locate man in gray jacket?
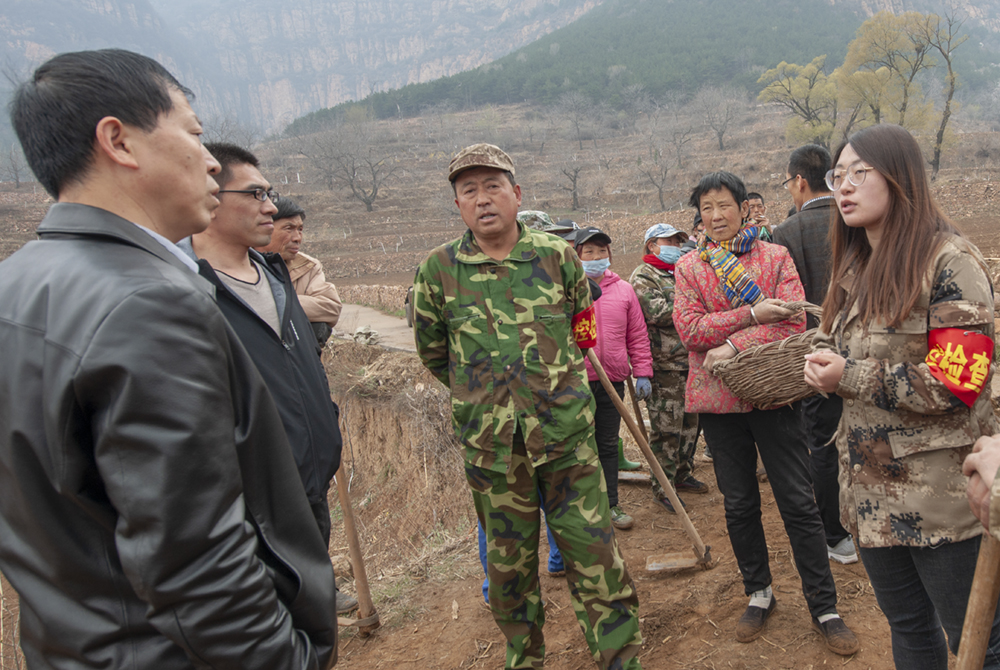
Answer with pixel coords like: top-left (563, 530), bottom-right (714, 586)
top-left (0, 49), bottom-right (337, 668)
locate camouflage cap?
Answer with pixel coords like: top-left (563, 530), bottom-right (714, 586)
top-left (516, 210), bottom-right (555, 230)
top-left (643, 223), bottom-right (689, 244)
top-left (448, 143), bottom-right (515, 182)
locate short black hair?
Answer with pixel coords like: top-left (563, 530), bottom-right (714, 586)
top-left (204, 142), bottom-right (260, 188)
top-left (787, 144), bottom-right (832, 193)
top-left (10, 49), bottom-right (191, 198)
top-left (746, 192), bottom-right (764, 203)
top-left (688, 171), bottom-right (747, 210)
top-left (274, 196), bottom-right (306, 222)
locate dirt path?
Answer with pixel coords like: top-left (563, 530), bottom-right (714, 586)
top-left (334, 451), bottom-right (902, 670)
top-left (335, 304), bottom-right (415, 352)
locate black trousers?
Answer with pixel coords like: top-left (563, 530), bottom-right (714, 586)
top-left (801, 393), bottom-right (850, 547)
top-left (310, 491), bottom-right (332, 549)
top-left (701, 404), bottom-right (838, 618)
top-left (589, 379), bottom-right (625, 508)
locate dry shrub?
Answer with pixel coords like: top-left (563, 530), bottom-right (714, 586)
top-left (324, 341), bottom-right (475, 591)
top-left (0, 571), bottom-right (23, 670)
top-left (336, 285), bottom-right (407, 314)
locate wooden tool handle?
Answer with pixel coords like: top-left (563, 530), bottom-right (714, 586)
top-left (626, 377), bottom-right (649, 444)
top-left (957, 533), bottom-right (1000, 669)
top-left (586, 349), bottom-right (708, 562)
top-left (335, 471), bottom-right (381, 635)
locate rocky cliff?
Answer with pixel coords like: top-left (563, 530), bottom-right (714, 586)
top-left (154, 0), bottom-right (601, 131)
top-left (0, 0), bottom-right (996, 136)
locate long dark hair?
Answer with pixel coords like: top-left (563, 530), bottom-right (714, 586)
top-left (821, 124), bottom-right (958, 332)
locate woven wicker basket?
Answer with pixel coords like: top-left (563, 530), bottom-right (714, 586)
top-left (711, 301), bottom-right (823, 409)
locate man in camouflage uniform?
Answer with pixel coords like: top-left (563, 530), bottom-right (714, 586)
top-left (630, 224), bottom-right (707, 513)
top-left (413, 144), bottom-right (642, 670)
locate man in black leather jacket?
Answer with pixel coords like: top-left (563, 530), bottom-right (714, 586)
top-left (181, 143), bottom-right (350, 612)
top-left (0, 50), bottom-right (337, 669)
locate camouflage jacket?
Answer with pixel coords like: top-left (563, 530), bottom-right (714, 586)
top-left (629, 261), bottom-right (688, 371)
top-left (813, 235), bottom-right (998, 548)
top-left (413, 225), bottom-right (596, 474)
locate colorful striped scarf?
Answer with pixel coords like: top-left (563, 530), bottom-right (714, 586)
top-left (699, 226), bottom-right (765, 308)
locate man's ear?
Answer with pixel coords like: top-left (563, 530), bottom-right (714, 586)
top-left (740, 200), bottom-right (750, 220)
top-left (94, 116), bottom-right (140, 169)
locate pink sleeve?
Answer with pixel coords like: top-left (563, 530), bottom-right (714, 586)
top-left (624, 288), bottom-right (654, 377)
top-left (674, 260), bottom-right (754, 353)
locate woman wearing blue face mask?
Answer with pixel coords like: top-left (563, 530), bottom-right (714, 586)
top-left (629, 224), bottom-right (707, 514)
top-left (575, 227), bottom-right (653, 531)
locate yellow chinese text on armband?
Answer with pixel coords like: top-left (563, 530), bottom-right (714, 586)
top-left (925, 328), bottom-right (993, 407)
top-left (571, 304), bottom-right (597, 349)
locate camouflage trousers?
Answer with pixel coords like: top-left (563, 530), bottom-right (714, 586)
top-left (465, 431), bottom-right (643, 670)
top-left (648, 369), bottom-right (699, 497)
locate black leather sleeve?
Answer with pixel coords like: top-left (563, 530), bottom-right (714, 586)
top-left (76, 283), bottom-right (324, 670)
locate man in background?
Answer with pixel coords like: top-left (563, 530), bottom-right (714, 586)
top-left (181, 142), bottom-right (355, 613)
top-left (256, 196), bottom-right (342, 352)
top-left (771, 144), bottom-right (856, 565)
top-left (0, 49), bottom-right (337, 667)
top-left (747, 191), bottom-right (772, 239)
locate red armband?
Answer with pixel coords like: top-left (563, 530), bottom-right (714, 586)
top-left (571, 304), bottom-right (597, 349)
top-left (925, 327), bottom-right (993, 407)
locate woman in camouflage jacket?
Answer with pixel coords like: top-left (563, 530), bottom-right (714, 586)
top-left (805, 124), bottom-right (1000, 669)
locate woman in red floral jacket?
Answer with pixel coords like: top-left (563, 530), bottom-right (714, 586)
top-left (673, 171), bottom-right (859, 657)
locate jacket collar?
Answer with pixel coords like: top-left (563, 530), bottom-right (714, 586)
top-left (177, 237), bottom-right (289, 324)
top-left (37, 203), bottom-right (213, 293)
top-left (800, 195), bottom-right (835, 212)
top-left (455, 223), bottom-right (538, 264)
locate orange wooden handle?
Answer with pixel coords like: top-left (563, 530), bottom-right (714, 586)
top-left (957, 533), bottom-right (1000, 669)
top-left (586, 349), bottom-right (708, 561)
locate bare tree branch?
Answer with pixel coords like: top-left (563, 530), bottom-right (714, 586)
top-left (298, 122), bottom-right (398, 212)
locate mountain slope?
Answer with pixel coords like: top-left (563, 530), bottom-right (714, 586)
top-left (288, 0), bottom-right (1000, 132)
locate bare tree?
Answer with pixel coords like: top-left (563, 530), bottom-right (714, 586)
top-left (665, 119), bottom-right (695, 169)
top-left (692, 86), bottom-right (747, 151)
top-left (202, 113), bottom-right (264, 149)
top-left (298, 122), bottom-right (398, 212)
top-left (559, 165), bottom-right (584, 210)
top-left (918, 13), bottom-right (969, 178)
top-left (642, 99), bottom-right (667, 161)
top-left (0, 144), bottom-right (29, 188)
top-left (616, 83), bottom-right (651, 135)
top-left (637, 150), bottom-right (671, 212)
top-left (560, 91), bottom-right (594, 151)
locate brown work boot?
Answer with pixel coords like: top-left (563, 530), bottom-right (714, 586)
top-left (812, 616), bottom-right (860, 656)
top-left (735, 596), bottom-right (776, 643)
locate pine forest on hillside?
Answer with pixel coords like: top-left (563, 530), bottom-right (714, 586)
top-left (287, 0), bottom-right (1000, 136)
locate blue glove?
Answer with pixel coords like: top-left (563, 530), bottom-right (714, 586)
top-left (635, 377), bottom-right (652, 400)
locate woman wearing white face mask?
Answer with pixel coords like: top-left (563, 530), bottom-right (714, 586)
top-left (629, 224), bottom-right (707, 515)
top-left (575, 227), bottom-right (653, 530)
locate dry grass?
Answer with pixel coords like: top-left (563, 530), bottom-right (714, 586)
top-left (0, 572), bottom-right (23, 670)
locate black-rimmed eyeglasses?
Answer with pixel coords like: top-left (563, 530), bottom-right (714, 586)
top-left (825, 163), bottom-right (876, 191)
top-left (217, 188), bottom-right (280, 203)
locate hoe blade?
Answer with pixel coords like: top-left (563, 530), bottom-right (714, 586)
top-left (645, 546), bottom-right (713, 573)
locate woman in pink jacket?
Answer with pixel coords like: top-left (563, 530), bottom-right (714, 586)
top-left (576, 227), bottom-right (653, 530)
